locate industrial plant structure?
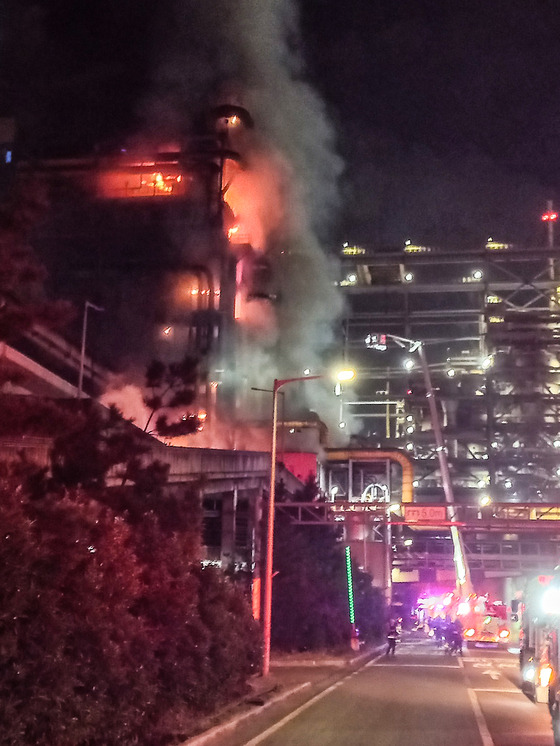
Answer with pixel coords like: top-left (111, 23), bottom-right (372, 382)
top-left (337, 236), bottom-right (560, 590)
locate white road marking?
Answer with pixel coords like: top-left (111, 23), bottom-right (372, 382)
top-left (473, 688), bottom-right (521, 694)
top-left (374, 663), bottom-right (460, 668)
top-left (481, 669), bottom-right (500, 680)
top-left (468, 688), bottom-right (495, 746)
top-left (242, 680), bottom-right (344, 745)
top-left (242, 653), bottom-right (387, 745)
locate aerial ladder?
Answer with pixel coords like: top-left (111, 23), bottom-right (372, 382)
top-left (392, 335), bottom-right (473, 596)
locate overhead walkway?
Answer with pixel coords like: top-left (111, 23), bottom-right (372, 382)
top-left (276, 499), bottom-right (560, 531)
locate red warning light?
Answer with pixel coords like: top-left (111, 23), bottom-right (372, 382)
top-left (542, 212), bottom-right (558, 221)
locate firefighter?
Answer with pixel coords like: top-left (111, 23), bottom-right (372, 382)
top-left (445, 617), bottom-right (464, 655)
top-left (386, 619), bottom-right (399, 656)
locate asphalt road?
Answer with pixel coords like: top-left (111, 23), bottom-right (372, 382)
top-left (226, 635), bottom-right (554, 746)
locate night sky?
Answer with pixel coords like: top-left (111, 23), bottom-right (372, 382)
top-left (3, 0), bottom-right (560, 251)
top-left (300, 0), bottom-right (560, 250)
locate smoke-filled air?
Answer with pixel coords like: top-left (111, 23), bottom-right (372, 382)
top-left (103, 0), bottom-right (354, 446)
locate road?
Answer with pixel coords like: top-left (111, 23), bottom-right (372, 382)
top-left (221, 634), bottom-right (554, 746)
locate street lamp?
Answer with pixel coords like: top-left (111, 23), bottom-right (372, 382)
top-left (262, 367), bottom-right (355, 676)
top-left (77, 301), bottom-right (104, 399)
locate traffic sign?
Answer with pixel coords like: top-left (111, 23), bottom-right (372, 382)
top-left (404, 505), bottom-right (447, 522)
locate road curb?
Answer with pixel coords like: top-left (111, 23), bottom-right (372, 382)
top-left (180, 644), bottom-right (385, 744)
top-left (270, 645), bottom-right (382, 668)
top-left (179, 682), bottom-right (311, 745)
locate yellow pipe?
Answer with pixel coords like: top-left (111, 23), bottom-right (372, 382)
top-left (326, 449), bottom-right (414, 503)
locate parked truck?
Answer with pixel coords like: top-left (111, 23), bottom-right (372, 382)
top-left (517, 572), bottom-right (560, 745)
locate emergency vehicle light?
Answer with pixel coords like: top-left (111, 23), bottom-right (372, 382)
top-left (539, 664), bottom-right (554, 688)
top-left (465, 628), bottom-right (475, 637)
top-left (523, 664), bottom-right (536, 683)
top-left (542, 586), bottom-right (560, 615)
top-left (498, 629), bottom-right (510, 639)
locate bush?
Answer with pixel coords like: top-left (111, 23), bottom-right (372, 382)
top-left (0, 473), bottom-right (260, 745)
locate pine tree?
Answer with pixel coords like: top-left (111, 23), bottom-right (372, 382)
top-left (272, 511), bottom-right (349, 651)
top-left (271, 481), bottom-right (387, 651)
top-left (143, 355), bottom-right (203, 437)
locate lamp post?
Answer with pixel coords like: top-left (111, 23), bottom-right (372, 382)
top-left (261, 369), bottom-right (355, 677)
top-left (77, 301), bottom-right (104, 399)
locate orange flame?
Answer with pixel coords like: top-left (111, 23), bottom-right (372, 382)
top-left (223, 151), bottom-right (286, 251)
top-left (97, 165), bottom-right (187, 199)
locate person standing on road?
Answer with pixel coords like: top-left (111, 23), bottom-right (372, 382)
top-left (386, 619), bottom-right (399, 656)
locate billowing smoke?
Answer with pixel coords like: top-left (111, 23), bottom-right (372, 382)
top-left (134, 0), bottom-right (354, 442)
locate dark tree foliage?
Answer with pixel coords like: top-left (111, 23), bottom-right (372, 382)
top-left (49, 402), bottom-right (169, 492)
top-left (0, 477), bottom-right (154, 745)
top-left (295, 474), bottom-right (321, 502)
top-left (0, 393), bottom-right (78, 437)
top-left (0, 174), bottom-right (72, 341)
top-left (353, 567), bottom-right (386, 642)
top-left (143, 355), bottom-right (203, 437)
top-left (271, 511), bottom-right (350, 651)
top-left (271, 480), bottom-right (386, 651)
top-left (0, 395), bottom-right (173, 504)
top-left (0, 464), bottom-right (260, 745)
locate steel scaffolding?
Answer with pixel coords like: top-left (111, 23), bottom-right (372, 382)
top-left (340, 244), bottom-right (560, 506)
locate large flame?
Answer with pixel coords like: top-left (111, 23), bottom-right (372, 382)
top-left (223, 150), bottom-right (286, 251)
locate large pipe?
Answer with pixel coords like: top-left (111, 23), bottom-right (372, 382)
top-left (326, 449), bottom-right (414, 503)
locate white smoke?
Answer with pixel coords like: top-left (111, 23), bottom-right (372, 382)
top-left (138, 0), bottom-right (353, 443)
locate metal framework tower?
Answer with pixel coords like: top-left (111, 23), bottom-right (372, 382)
top-left (339, 241), bottom-right (560, 507)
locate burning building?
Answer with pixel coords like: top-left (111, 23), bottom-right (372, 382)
top-left (0, 0), bottom-right (351, 448)
top-left (19, 101), bottom-right (347, 448)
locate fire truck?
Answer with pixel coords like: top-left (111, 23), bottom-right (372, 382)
top-left (459, 595), bottom-right (511, 647)
top-left (517, 572), bottom-right (560, 745)
top-left (420, 591), bottom-right (511, 647)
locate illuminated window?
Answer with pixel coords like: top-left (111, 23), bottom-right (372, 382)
top-left (341, 245), bottom-right (366, 255)
top-left (172, 272), bottom-right (212, 311)
top-left (97, 165), bottom-right (188, 199)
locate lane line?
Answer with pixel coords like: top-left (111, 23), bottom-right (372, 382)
top-left (374, 663), bottom-right (460, 668)
top-left (242, 653), bottom-right (386, 745)
top-left (467, 688), bottom-right (495, 746)
top-left (473, 688), bottom-right (522, 694)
